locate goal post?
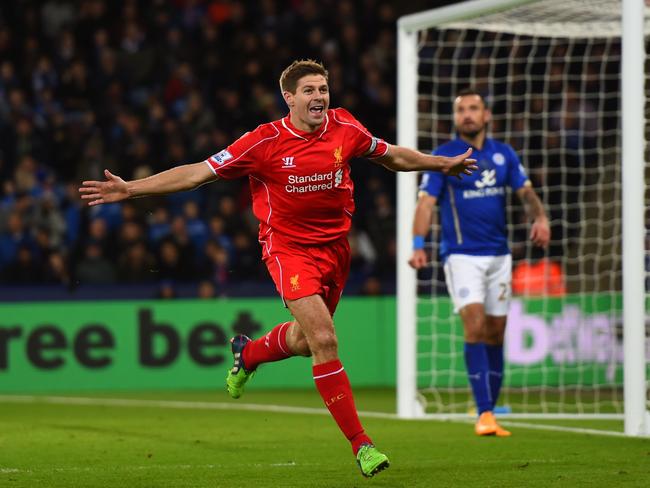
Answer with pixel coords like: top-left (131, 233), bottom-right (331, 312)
top-left (396, 20), bottom-right (421, 418)
top-left (621, 0), bottom-right (650, 437)
top-left (396, 0), bottom-right (650, 435)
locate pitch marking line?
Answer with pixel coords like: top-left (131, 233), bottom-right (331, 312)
top-left (495, 420), bottom-right (629, 438)
top-left (0, 394), bottom-right (394, 419)
top-left (0, 463), bottom-right (307, 475)
top-left (0, 395), bottom-right (627, 437)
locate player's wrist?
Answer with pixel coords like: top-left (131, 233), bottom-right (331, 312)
top-left (533, 215), bottom-right (549, 226)
top-left (125, 181), bottom-right (137, 198)
top-left (413, 235), bottom-right (425, 250)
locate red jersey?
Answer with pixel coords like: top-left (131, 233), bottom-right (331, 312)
top-left (204, 108), bottom-right (389, 245)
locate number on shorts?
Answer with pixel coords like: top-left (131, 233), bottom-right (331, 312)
top-left (498, 283), bottom-right (508, 301)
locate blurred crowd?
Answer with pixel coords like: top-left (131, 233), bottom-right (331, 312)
top-left (0, 0), bottom-right (425, 297)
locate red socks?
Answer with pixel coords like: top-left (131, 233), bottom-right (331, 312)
top-left (243, 326), bottom-right (371, 455)
top-left (242, 321), bottom-right (293, 370)
top-left (313, 359), bottom-right (372, 454)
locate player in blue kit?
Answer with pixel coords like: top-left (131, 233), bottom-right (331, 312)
top-left (409, 89), bottom-right (550, 436)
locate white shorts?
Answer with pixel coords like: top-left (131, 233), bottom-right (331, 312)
top-left (443, 254), bottom-right (512, 316)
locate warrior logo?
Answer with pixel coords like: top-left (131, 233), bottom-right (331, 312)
top-left (282, 156), bottom-right (296, 168)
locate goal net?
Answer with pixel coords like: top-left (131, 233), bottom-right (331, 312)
top-left (396, 0), bottom-right (650, 426)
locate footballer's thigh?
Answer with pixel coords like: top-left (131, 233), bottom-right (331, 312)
top-left (262, 236), bottom-right (336, 360)
top-left (444, 255), bottom-right (491, 342)
top-left (484, 254), bottom-right (512, 317)
top-left (443, 254), bottom-right (490, 313)
top-left (286, 294), bottom-right (338, 364)
top-left (484, 254), bottom-right (511, 344)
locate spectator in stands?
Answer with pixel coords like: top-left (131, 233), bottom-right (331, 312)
top-left (156, 238), bottom-right (189, 283)
top-left (0, 211), bottom-right (32, 272)
top-left (202, 240), bottom-right (230, 293)
top-left (118, 240), bottom-right (156, 284)
top-left (183, 200), bottom-right (208, 251)
top-left (197, 279), bottom-right (217, 299)
top-left (156, 279), bottom-right (177, 299)
top-left (3, 244), bottom-right (41, 283)
top-left (169, 215), bottom-right (197, 270)
top-left (42, 250), bottom-right (70, 285)
top-left (85, 217), bottom-right (114, 260)
top-left (75, 241), bottom-right (116, 285)
top-left (0, 0), bottom-right (411, 294)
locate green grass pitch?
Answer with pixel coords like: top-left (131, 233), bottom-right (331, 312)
top-left (0, 389), bottom-right (648, 487)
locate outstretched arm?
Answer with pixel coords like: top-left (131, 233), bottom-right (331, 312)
top-left (375, 144), bottom-right (477, 178)
top-left (408, 193), bottom-right (437, 269)
top-left (516, 184), bottom-right (550, 248)
top-left (79, 162), bottom-right (217, 206)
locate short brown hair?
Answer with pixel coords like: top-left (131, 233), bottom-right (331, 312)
top-left (279, 59), bottom-right (329, 94)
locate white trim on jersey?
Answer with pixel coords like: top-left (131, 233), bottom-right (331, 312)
top-left (274, 255), bottom-right (288, 309)
top-left (281, 118), bottom-right (308, 140)
top-left (317, 113), bottom-right (330, 139)
top-left (367, 142), bottom-right (390, 159)
top-left (331, 110), bottom-right (371, 137)
top-left (204, 159), bottom-right (217, 175)
top-left (250, 174), bottom-right (273, 228)
top-left (280, 114), bottom-right (330, 140)
top-left (208, 124), bottom-right (280, 172)
top-left (259, 231), bottom-right (274, 258)
top-left (331, 110), bottom-right (388, 159)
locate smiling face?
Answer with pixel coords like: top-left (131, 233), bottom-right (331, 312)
top-left (283, 74), bottom-right (330, 132)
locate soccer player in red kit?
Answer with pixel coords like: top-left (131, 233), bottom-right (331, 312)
top-left (80, 60), bottom-right (477, 477)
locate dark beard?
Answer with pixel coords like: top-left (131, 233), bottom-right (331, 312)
top-left (458, 128), bottom-right (481, 139)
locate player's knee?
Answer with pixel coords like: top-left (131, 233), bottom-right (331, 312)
top-left (464, 331), bottom-right (482, 343)
top-left (484, 317), bottom-right (506, 344)
top-left (293, 335), bottom-right (312, 357)
top-left (310, 330), bottom-right (338, 355)
top-left (484, 328), bottom-right (505, 345)
top-left (464, 323), bottom-right (485, 343)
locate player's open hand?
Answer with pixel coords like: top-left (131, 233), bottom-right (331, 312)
top-left (79, 169), bottom-right (129, 206)
top-left (408, 249), bottom-right (428, 269)
top-left (530, 217), bottom-right (550, 248)
top-left (442, 148), bottom-right (478, 179)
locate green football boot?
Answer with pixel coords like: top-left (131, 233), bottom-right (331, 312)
top-left (225, 335), bottom-right (255, 399)
top-left (356, 443), bottom-right (390, 478)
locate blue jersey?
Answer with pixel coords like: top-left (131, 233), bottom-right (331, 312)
top-left (419, 137), bottom-right (530, 261)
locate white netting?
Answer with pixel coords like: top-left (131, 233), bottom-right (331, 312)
top-left (411, 0), bottom-right (650, 415)
top-left (445, 0), bottom-right (650, 38)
